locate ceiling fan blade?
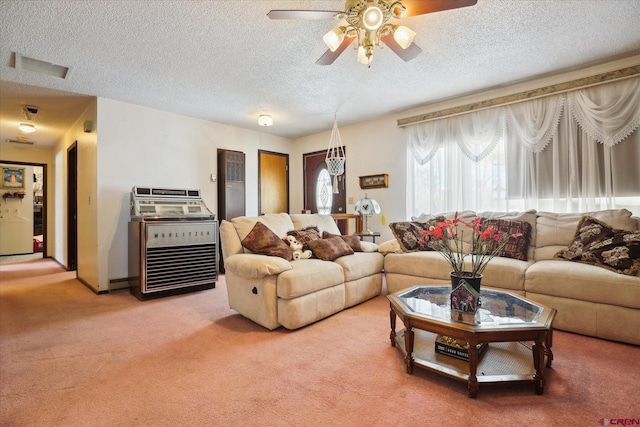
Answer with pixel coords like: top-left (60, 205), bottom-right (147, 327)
top-left (316, 37), bottom-right (356, 65)
top-left (380, 35), bottom-right (422, 62)
top-left (401, 0), bottom-right (478, 17)
top-left (267, 10), bottom-right (341, 20)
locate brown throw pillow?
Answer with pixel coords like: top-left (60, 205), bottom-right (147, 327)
top-left (307, 236), bottom-right (354, 261)
top-left (389, 216), bottom-right (445, 252)
top-left (556, 216), bottom-right (640, 275)
top-left (241, 221), bottom-right (293, 261)
top-left (322, 231), bottom-right (362, 252)
top-left (287, 226), bottom-right (321, 251)
top-left (478, 218), bottom-right (532, 261)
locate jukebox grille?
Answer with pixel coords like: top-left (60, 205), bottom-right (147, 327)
top-left (145, 243), bottom-right (217, 291)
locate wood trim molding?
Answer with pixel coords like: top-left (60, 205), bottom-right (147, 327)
top-left (397, 65), bottom-right (640, 127)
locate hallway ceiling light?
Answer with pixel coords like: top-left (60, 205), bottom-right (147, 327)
top-left (19, 122), bottom-right (36, 133)
top-left (18, 106), bottom-right (38, 133)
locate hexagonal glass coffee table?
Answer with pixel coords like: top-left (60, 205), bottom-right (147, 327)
top-left (387, 286), bottom-right (556, 398)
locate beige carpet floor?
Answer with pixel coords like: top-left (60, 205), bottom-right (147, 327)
top-left (1, 258), bottom-right (639, 426)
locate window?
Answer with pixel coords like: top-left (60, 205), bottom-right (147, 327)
top-left (315, 168), bottom-right (333, 214)
top-left (407, 77), bottom-right (640, 217)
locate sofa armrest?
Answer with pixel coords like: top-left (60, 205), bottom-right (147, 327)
top-left (224, 253), bottom-right (293, 279)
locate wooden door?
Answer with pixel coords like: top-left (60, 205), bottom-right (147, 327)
top-left (303, 149), bottom-right (346, 215)
top-left (67, 142), bottom-right (78, 271)
top-left (259, 150), bottom-right (289, 215)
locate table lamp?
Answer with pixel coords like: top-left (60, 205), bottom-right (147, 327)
top-left (354, 194), bottom-right (381, 235)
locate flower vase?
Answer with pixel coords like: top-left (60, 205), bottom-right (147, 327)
top-left (449, 272), bottom-right (482, 293)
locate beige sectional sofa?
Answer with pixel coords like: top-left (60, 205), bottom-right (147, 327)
top-left (381, 209), bottom-right (640, 345)
top-left (219, 213), bottom-right (384, 330)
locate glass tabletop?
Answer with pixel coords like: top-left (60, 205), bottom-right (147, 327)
top-left (395, 286), bottom-right (545, 327)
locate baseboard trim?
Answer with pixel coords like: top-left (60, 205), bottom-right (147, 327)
top-left (109, 277), bottom-right (131, 293)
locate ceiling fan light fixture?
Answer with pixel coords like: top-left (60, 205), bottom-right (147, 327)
top-left (357, 45), bottom-right (370, 65)
top-left (393, 25), bottom-right (416, 49)
top-left (362, 6), bottom-right (383, 30)
top-left (19, 122), bottom-right (36, 133)
top-left (258, 114), bottom-right (273, 127)
top-left (323, 27), bottom-right (346, 52)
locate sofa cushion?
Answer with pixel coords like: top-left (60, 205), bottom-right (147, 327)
top-left (276, 260), bottom-right (344, 299)
top-left (479, 217), bottom-right (532, 261)
top-left (224, 253), bottom-right (292, 278)
top-left (290, 214), bottom-right (341, 235)
top-left (232, 213), bottom-right (296, 254)
top-left (526, 260), bottom-right (640, 309)
top-left (287, 226), bottom-right (321, 251)
top-left (384, 251), bottom-right (529, 292)
top-left (359, 241), bottom-right (379, 252)
top-left (535, 209), bottom-right (637, 260)
top-left (389, 220), bottom-right (436, 252)
top-left (308, 236), bottom-right (354, 261)
top-left (241, 221), bottom-right (293, 260)
top-left (411, 211), bottom-right (477, 251)
top-left (334, 252), bottom-right (384, 282)
top-left (555, 216), bottom-right (640, 276)
top-left (322, 231), bottom-right (362, 252)
top-left (477, 210), bottom-right (537, 260)
top-left (378, 239), bottom-right (403, 254)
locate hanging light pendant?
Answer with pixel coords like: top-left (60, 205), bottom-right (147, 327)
top-left (325, 116), bottom-right (345, 194)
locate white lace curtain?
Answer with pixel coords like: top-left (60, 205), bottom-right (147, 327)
top-left (407, 76), bottom-right (640, 215)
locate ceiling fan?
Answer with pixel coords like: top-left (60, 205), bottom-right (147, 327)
top-left (268, 0), bottom-right (478, 66)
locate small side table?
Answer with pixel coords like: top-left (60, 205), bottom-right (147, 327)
top-left (356, 232), bottom-right (381, 243)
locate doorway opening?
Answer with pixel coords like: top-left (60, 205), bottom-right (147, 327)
top-left (0, 160), bottom-right (47, 261)
top-left (67, 143), bottom-right (78, 271)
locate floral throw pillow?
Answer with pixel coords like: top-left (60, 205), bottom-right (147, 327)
top-left (241, 221), bottom-right (293, 261)
top-left (287, 226), bottom-right (321, 251)
top-left (389, 216), bottom-right (445, 252)
top-left (322, 231), bottom-right (362, 252)
top-left (307, 236), bottom-right (354, 261)
top-left (479, 218), bottom-right (532, 261)
top-left (555, 216), bottom-right (640, 275)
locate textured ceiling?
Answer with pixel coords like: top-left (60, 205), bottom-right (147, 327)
top-left (1, 0), bottom-right (640, 149)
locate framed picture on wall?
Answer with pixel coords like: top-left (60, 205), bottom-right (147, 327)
top-left (2, 167), bottom-right (26, 189)
top-left (359, 174), bottom-right (388, 189)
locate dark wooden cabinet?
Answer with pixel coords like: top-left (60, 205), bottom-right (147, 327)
top-left (217, 149), bottom-right (246, 222)
top-left (217, 149), bottom-right (246, 273)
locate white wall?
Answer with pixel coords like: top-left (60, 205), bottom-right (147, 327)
top-left (52, 100), bottom-right (99, 287)
top-left (96, 98), bottom-right (294, 291)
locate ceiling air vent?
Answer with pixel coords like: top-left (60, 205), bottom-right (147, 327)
top-left (13, 52), bottom-right (72, 80)
top-left (6, 138), bottom-right (34, 145)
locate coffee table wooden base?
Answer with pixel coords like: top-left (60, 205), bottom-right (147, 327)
top-left (390, 328), bottom-right (552, 398)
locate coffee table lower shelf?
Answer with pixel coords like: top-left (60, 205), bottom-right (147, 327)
top-left (393, 329), bottom-right (547, 396)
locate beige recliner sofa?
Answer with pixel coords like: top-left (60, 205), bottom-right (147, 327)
top-left (381, 209), bottom-right (640, 345)
top-left (219, 213), bottom-right (384, 330)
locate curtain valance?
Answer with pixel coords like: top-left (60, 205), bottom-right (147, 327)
top-left (568, 77), bottom-right (640, 147)
top-left (408, 76), bottom-right (640, 162)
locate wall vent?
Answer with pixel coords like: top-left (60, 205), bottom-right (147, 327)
top-left (5, 138), bottom-right (34, 145)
